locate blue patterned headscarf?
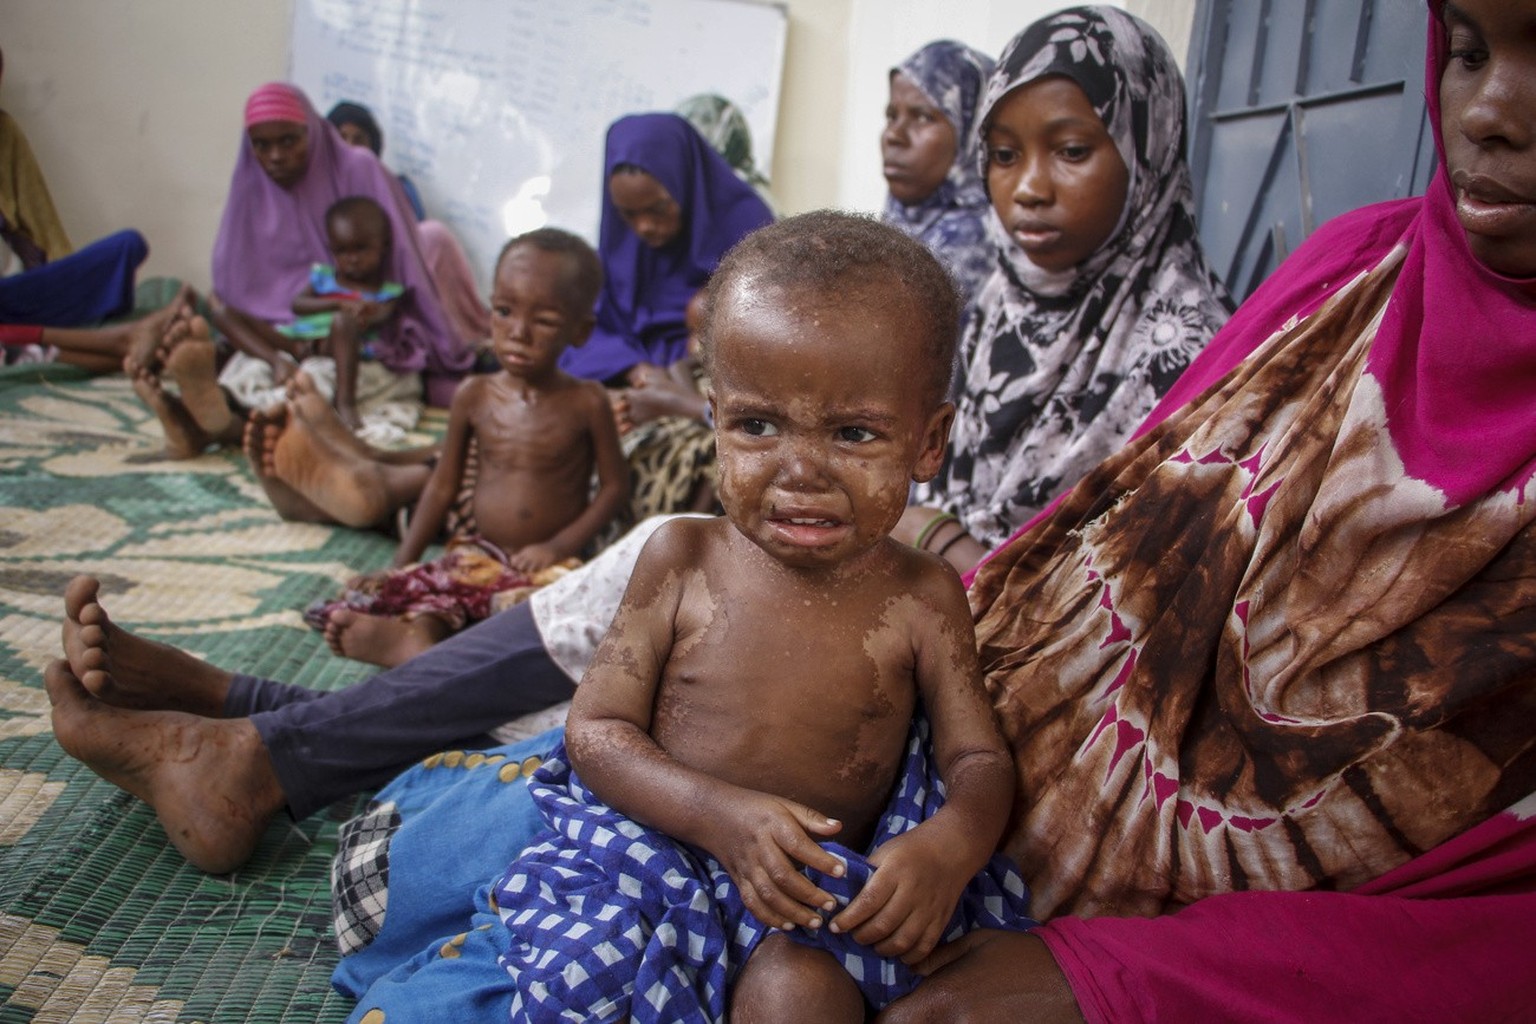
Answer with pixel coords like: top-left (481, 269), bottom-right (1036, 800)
top-left (881, 40), bottom-right (995, 304)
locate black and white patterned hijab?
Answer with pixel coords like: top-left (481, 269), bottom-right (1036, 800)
top-left (919, 6), bottom-right (1233, 546)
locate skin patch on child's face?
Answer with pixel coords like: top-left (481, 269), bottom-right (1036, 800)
top-left (708, 279), bottom-right (951, 573)
top-left (247, 121), bottom-right (310, 189)
top-left (328, 215), bottom-right (389, 288)
top-left (488, 246), bottom-right (589, 381)
top-left (984, 76), bottom-right (1130, 273)
top-left (609, 170), bottom-right (684, 249)
top-left (882, 71), bottom-right (959, 206)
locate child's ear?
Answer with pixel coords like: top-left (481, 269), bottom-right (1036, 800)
top-left (910, 401), bottom-right (954, 483)
top-left (568, 313), bottom-right (596, 349)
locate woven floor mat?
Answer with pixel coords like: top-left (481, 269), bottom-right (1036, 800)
top-left (0, 363), bottom-right (438, 1022)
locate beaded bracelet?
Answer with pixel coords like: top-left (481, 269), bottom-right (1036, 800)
top-left (912, 511), bottom-right (958, 551)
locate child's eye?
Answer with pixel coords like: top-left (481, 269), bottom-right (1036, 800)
top-left (838, 426), bottom-right (876, 443)
top-left (988, 145), bottom-right (1019, 167)
top-left (740, 418), bottom-right (777, 437)
top-left (492, 305), bottom-right (511, 318)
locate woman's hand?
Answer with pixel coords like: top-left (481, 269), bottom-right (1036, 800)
top-left (620, 360), bottom-right (709, 428)
top-left (875, 930), bottom-right (1084, 1023)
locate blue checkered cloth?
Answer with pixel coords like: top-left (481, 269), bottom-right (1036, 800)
top-left (490, 717), bottom-right (1035, 1022)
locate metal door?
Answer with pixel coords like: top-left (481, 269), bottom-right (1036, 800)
top-left (1186, 0), bottom-right (1436, 299)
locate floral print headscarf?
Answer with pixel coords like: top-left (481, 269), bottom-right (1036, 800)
top-left (919, 6), bottom-right (1233, 544)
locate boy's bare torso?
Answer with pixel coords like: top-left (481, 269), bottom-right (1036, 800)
top-left (640, 518), bottom-right (959, 850)
top-left (461, 373), bottom-right (602, 555)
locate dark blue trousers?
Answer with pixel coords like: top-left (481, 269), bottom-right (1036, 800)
top-left (227, 601), bottom-right (573, 819)
top-left (0, 229), bottom-right (147, 325)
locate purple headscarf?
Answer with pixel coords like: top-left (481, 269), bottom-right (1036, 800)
top-left (559, 112), bottom-right (775, 382)
top-left (211, 83), bottom-right (472, 388)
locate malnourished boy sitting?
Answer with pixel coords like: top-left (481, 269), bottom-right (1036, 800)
top-left (310, 227), bottom-right (629, 667)
top-left (485, 212), bottom-right (1033, 1022)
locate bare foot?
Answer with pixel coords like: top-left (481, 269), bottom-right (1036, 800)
top-left (285, 372), bottom-right (439, 467)
top-left (123, 283), bottom-right (196, 375)
top-left (46, 660), bottom-right (284, 874)
top-left (242, 405), bottom-right (332, 523)
top-left (287, 372), bottom-right (374, 458)
top-left (162, 313), bottom-right (236, 438)
top-left (268, 404), bottom-right (395, 527)
top-left (131, 364), bottom-right (213, 459)
top-left (61, 576), bottom-right (231, 716)
top-left (324, 608), bottom-right (448, 667)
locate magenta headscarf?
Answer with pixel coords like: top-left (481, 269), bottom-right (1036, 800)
top-left (211, 83), bottom-right (472, 388)
top-left (1143, 0), bottom-right (1536, 506)
top-left (558, 113), bottom-right (775, 383)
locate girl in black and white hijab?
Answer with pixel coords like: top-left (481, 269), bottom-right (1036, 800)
top-left (913, 6), bottom-right (1233, 552)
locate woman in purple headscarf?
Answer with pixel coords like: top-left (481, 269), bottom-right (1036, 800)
top-left (558, 112), bottom-right (774, 385)
top-left (210, 83), bottom-right (473, 408)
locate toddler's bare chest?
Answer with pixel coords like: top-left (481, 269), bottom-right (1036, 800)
top-left (666, 598), bottom-right (914, 712)
top-left (471, 405), bottom-right (590, 467)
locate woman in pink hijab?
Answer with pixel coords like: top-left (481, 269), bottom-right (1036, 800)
top-left (883, 0), bottom-right (1536, 1019)
top-left (211, 83), bottom-right (472, 407)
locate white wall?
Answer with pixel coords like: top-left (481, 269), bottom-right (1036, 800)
top-left (3, 0), bottom-right (1192, 290)
top-left (4, 2), bottom-right (295, 286)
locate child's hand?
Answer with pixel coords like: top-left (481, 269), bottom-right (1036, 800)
top-left (508, 543), bottom-right (560, 574)
top-left (347, 569), bottom-right (391, 591)
top-left (272, 352), bottom-right (300, 385)
top-left (704, 791), bottom-right (847, 933)
top-left (356, 298), bottom-right (397, 328)
top-left (829, 826), bottom-right (966, 964)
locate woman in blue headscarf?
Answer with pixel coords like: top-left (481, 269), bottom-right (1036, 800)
top-left (881, 40), bottom-right (995, 305)
top-left (558, 113), bottom-right (775, 384)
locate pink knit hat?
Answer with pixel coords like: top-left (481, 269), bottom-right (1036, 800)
top-left (244, 82), bottom-right (309, 129)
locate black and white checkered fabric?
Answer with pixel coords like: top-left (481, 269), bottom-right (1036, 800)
top-left (332, 799), bottom-right (401, 956)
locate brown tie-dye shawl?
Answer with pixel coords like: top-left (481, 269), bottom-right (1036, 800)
top-left (969, 245), bottom-right (1536, 920)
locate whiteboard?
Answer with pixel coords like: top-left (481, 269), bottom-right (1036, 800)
top-left (290, 0), bottom-right (786, 293)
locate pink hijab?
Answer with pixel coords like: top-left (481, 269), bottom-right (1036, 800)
top-left (211, 83), bottom-right (472, 385)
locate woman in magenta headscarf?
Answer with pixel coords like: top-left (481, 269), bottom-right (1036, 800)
top-left (558, 112), bottom-right (774, 384)
top-left (882, 0), bottom-right (1536, 1018)
top-left (212, 83), bottom-right (473, 407)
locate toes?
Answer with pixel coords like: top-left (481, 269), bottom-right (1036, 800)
top-left (80, 642), bottom-right (106, 673)
top-left (64, 576), bottom-right (101, 620)
top-left (44, 659), bottom-right (91, 711)
top-left (79, 598), bottom-right (107, 630)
